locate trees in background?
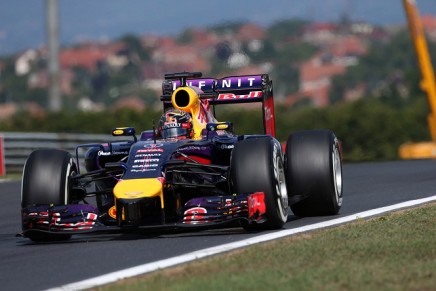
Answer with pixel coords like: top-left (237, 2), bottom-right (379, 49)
top-left (0, 95), bottom-right (430, 162)
top-left (330, 31), bottom-right (436, 106)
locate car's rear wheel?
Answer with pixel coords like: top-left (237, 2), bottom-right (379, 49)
top-left (21, 149), bottom-right (77, 241)
top-left (231, 138), bottom-right (288, 230)
top-left (285, 130), bottom-right (343, 217)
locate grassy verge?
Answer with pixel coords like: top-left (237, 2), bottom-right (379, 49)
top-left (97, 203), bottom-right (436, 291)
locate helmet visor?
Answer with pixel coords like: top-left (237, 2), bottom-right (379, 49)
top-left (161, 127), bottom-right (189, 139)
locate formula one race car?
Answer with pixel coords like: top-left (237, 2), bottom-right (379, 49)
top-left (21, 72), bottom-right (343, 242)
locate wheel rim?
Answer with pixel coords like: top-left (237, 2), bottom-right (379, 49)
top-left (63, 158), bottom-right (76, 205)
top-left (273, 145), bottom-right (288, 221)
top-left (332, 142), bottom-right (343, 207)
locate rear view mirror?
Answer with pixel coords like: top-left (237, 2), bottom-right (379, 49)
top-left (112, 127), bottom-right (137, 142)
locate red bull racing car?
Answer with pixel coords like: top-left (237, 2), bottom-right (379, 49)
top-left (20, 72), bottom-right (343, 242)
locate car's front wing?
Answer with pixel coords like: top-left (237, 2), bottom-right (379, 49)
top-left (20, 192), bottom-right (266, 238)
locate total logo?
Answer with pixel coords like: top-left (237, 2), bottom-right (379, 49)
top-left (108, 206), bottom-right (118, 219)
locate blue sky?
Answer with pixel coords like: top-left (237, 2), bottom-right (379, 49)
top-left (1, 0), bottom-right (436, 56)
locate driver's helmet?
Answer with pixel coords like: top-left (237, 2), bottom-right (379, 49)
top-left (158, 109), bottom-right (193, 139)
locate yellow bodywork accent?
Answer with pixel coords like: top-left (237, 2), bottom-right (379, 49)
top-left (217, 123), bottom-right (229, 130)
top-left (113, 178), bottom-right (164, 208)
top-left (172, 87), bottom-right (206, 140)
top-left (112, 129), bottom-right (124, 135)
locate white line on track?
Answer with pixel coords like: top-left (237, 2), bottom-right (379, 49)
top-left (46, 195), bottom-right (436, 291)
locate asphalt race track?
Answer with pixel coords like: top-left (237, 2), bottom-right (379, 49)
top-left (1, 160), bottom-right (436, 291)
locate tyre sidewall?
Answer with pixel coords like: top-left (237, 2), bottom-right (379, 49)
top-left (21, 149), bottom-right (76, 208)
top-left (231, 138), bottom-right (288, 229)
top-left (286, 130), bottom-right (342, 216)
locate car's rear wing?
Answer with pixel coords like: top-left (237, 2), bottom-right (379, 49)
top-left (160, 72), bottom-right (276, 137)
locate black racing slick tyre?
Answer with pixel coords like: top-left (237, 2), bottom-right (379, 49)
top-left (285, 130), bottom-right (343, 217)
top-left (21, 149), bottom-right (77, 242)
top-left (231, 138), bottom-right (288, 230)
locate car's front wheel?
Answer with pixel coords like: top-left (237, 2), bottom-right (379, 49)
top-left (21, 149), bottom-right (77, 241)
top-left (231, 137), bottom-right (288, 230)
